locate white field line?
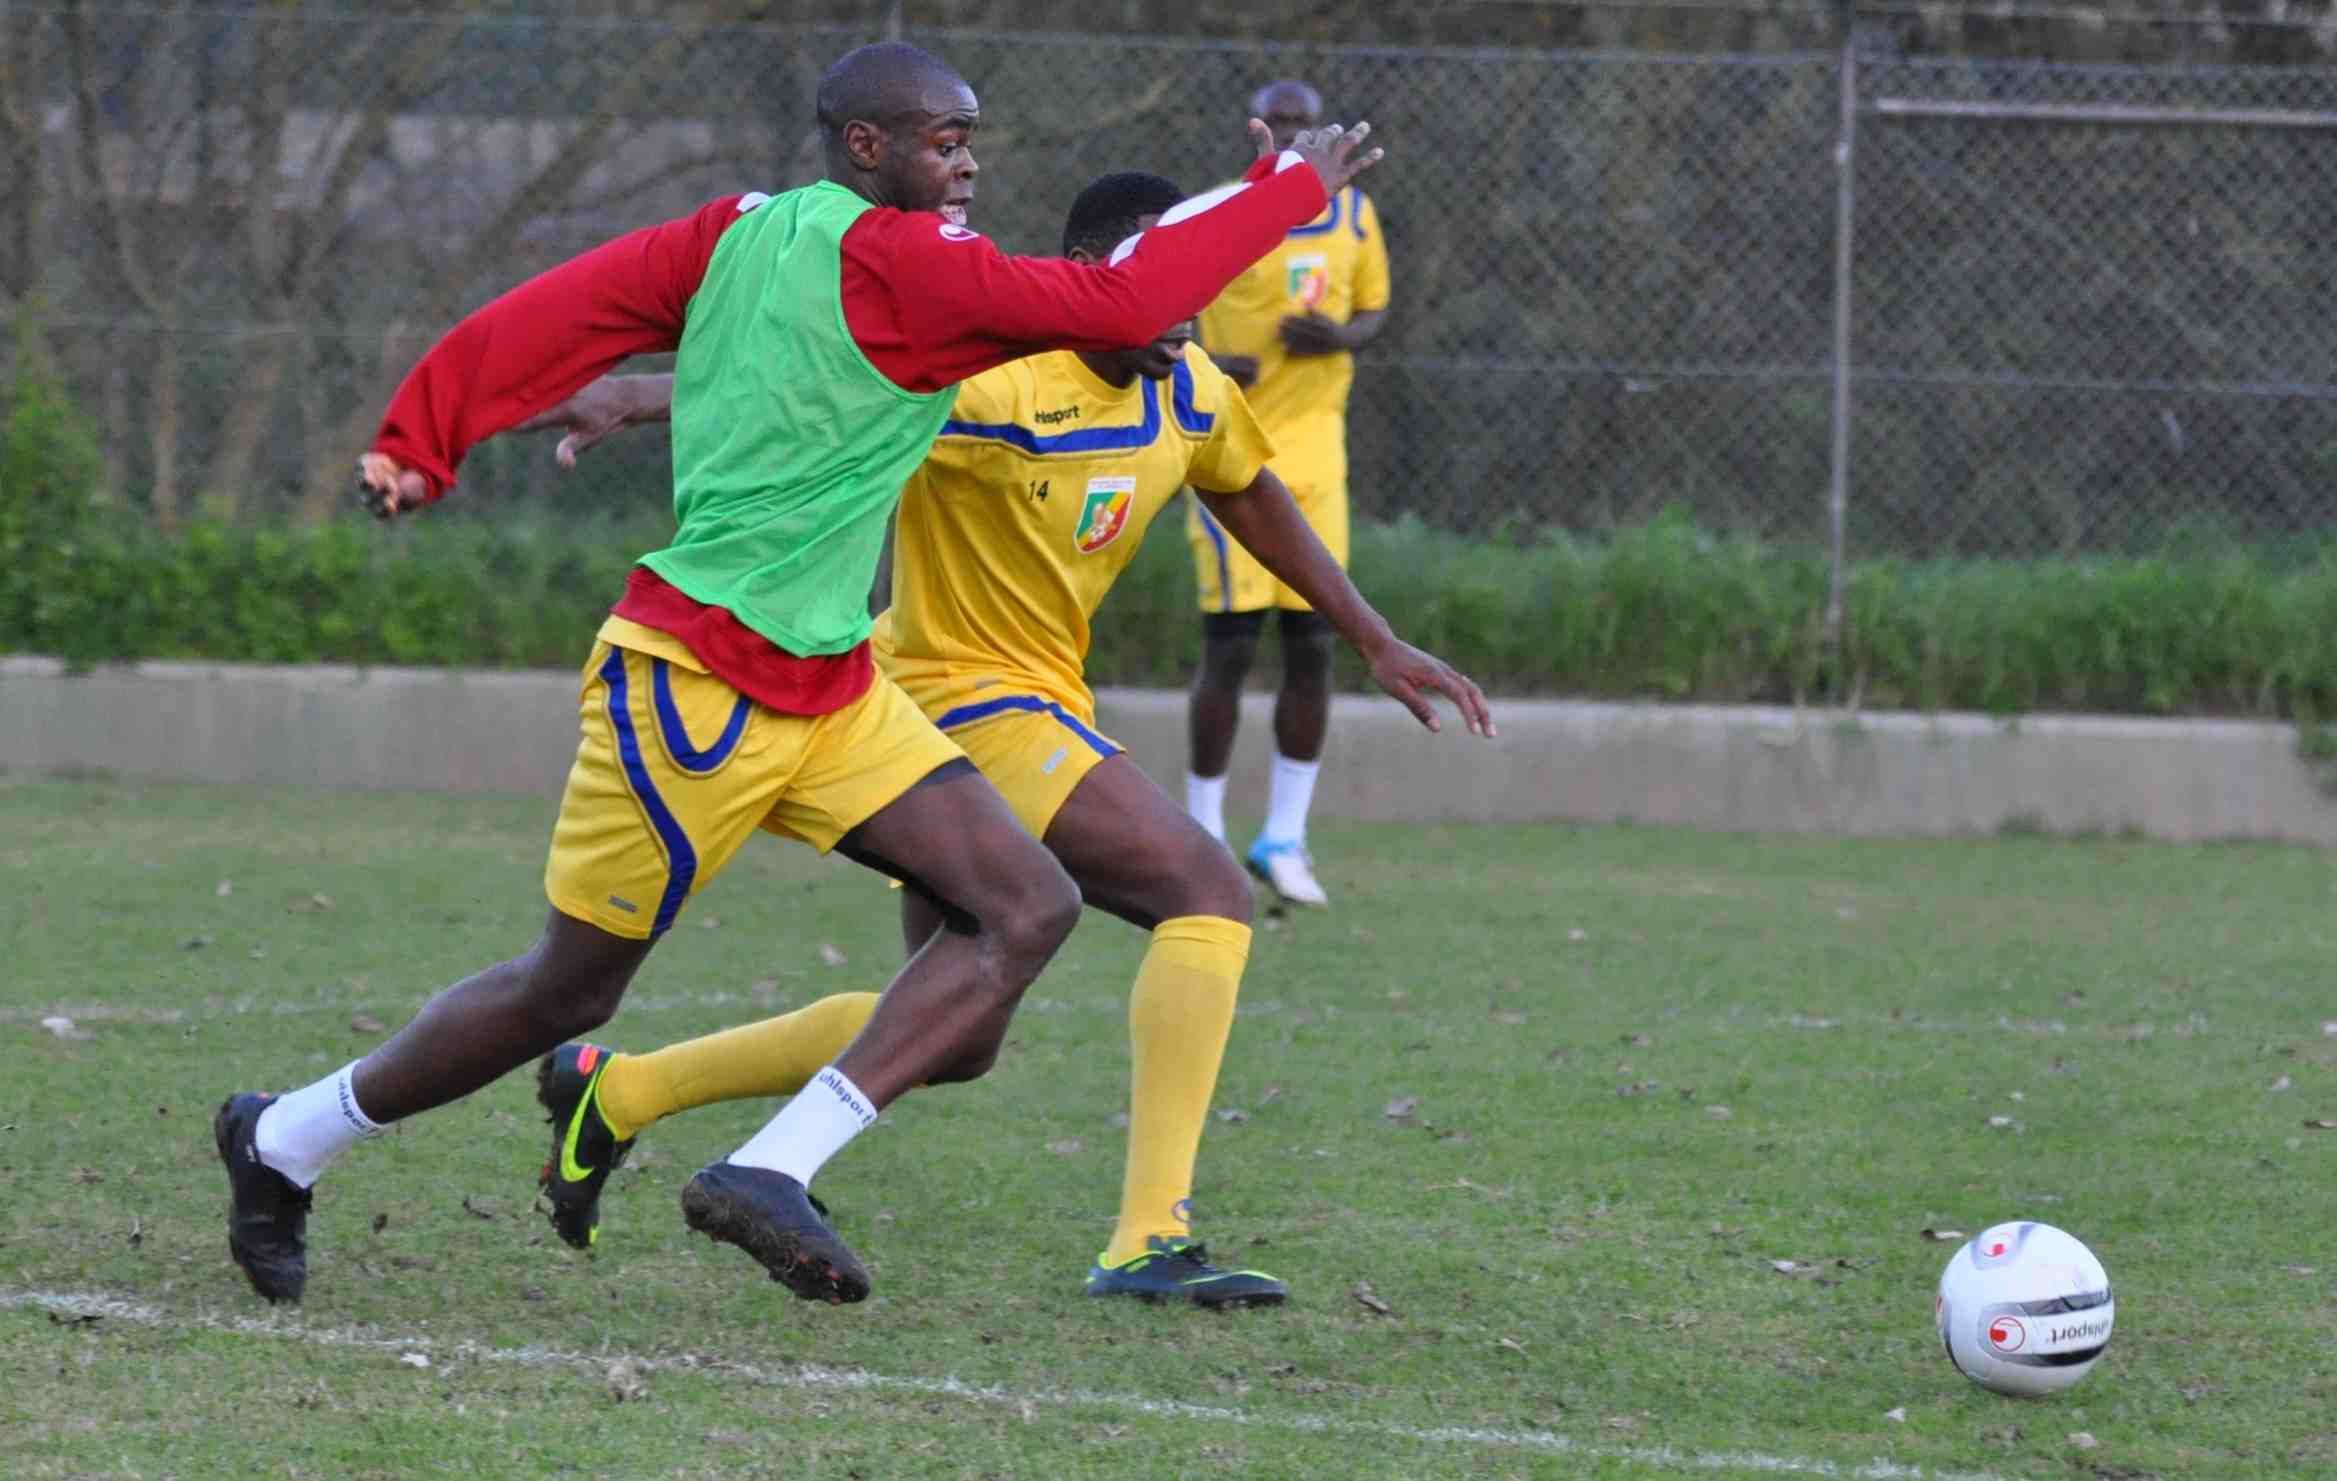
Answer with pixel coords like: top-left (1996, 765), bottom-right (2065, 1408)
top-left (0, 986), bottom-right (2246, 1045)
top-left (4, 1287), bottom-right (2010, 1481)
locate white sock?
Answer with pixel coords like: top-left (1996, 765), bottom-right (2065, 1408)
top-left (253, 1061), bottom-right (384, 1188)
top-left (729, 1065), bottom-right (878, 1187)
top-left (1261, 752), bottom-right (1321, 847)
top-left (1186, 771), bottom-right (1228, 842)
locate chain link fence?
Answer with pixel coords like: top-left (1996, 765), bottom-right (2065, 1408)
top-left (7, 5), bottom-right (2337, 559)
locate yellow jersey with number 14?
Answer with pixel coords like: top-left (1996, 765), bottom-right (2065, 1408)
top-left (1195, 184), bottom-right (1388, 490)
top-left (875, 344), bottom-right (1274, 720)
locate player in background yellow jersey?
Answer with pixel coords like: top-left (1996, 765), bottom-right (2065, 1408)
top-left (506, 173), bottom-right (1489, 1307)
top-left (1186, 80), bottom-right (1392, 909)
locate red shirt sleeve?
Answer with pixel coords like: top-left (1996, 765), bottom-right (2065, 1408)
top-left (838, 159), bottom-right (1329, 393)
top-left (371, 195), bottom-right (752, 499)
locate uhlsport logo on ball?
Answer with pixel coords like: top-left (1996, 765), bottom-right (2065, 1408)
top-left (1935, 1220), bottom-right (2114, 1397)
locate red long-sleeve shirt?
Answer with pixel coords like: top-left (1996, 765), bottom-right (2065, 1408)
top-left (371, 159), bottom-right (1327, 714)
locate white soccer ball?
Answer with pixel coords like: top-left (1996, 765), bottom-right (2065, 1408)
top-left (1935, 1220), bottom-right (2114, 1396)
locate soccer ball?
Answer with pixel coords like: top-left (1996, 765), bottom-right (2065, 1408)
top-left (1935, 1221), bottom-right (2114, 1396)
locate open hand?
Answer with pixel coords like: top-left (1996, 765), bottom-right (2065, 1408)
top-left (1364, 636), bottom-right (1496, 739)
top-left (1280, 119), bottom-right (1383, 197)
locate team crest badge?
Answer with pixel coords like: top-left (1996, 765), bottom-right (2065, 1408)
top-left (1286, 253), bottom-right (1330, 308)
top-left (1074, 477), bottom-right (1135, 553)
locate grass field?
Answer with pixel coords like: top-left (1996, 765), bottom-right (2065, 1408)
top-left (4, 773), bottom-right (2335, 1479)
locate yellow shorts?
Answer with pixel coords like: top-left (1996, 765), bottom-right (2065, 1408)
top-left (545, 641), bottom-right (965, 939)
top-left (902, 681), bottom-right (1124, 840)
top-left (1186, 478), bottom-right (1350, 614)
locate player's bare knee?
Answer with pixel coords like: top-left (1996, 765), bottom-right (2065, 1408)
top-left (1183, 833), bottom-right (1255, 926)
top-left (999, 863), bottom-right (1081, 966)
top-left (1281, 627), bottom-right (1335, 691)
top-left (1199, 639), bottom-right (1255, 693)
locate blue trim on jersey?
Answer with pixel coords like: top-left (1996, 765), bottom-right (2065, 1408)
top-left (1170, 361), bottom-right (1215, 436)
top-left (1285, 190), bottom-right (1344, 239)
top-left (941, 380), bottom-right (1161, 456)
top-left (649, 658), bottom-right (752, 774)
top-left (1347, 186), bottom-right (1367, 240)
top-left (932, 694), bottom-right (1120, 758)
top-left (600, 648), bottom-right (696, 939)
top-left (1194, 501), bottom-right (1235, 613)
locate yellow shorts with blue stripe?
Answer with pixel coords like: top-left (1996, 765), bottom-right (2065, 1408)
top-left (895, 676), bottom-right (1124, 840)
top-left (544, 641), bottom-right (966, 940)
top-left (1186, 477), bottom-right (1349, 614)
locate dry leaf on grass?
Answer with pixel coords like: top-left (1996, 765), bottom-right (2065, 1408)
top-left (1987, 1115), bottom-right (2023, 1132)
top-left (1920, 1227), bottom-right (1966, 1242)
top-left (2270, 1075), bottom-right (2294, 1093)
top-left (1884, 1407), bottom-right (1907, 1423)
top-left (1704, 1105), bottom-right (1734, 1120)
top-left (1383, 1096), bottom-right (1418, 1120)
top-left (461, 1195), bottom-right (499, 1220)
top-left (371, 1212), bottom-right (390, 1234)
top-left (1046, 1139), bottom-right (1083, 1156)
top-left (1215, 1108), bottom-right (1250, 1123)
top-left (350, 1013), bottom-right (385, 1033)
top-left (607, 1359), bottom-right (647, 1403)
top-left (2304, 1119), bottom-right (2337, 1131)
top-left (817, 944), bottom-right (848, 967)
top-left (71, 1168), bottom-right (103, 1184)
top-left (181, 936), bottom-right (212, 951)
top-left (215, 880), bottom-right (234, 898)
top-left (1352, 1282), bottom-right (1395, 1317)
top-left (399, 1353), bottom-right (430, 1370)
top-left (2068, 1431), bottom-right (2099, 1450)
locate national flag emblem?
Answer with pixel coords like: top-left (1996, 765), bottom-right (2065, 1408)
top-left (1074, 476), bottom-right (1136, 554)
top-left (1286, 253), bottom-right (1331, 308)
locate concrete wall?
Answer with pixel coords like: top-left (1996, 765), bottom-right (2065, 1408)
top-left (7, 655), bottom-right (2335, 844)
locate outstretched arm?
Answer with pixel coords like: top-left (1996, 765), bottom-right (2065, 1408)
top-left (357, 197), bottom-right (743, 517)
top-left (1193, 470), bottom-right (1494, 738)
top-left (850, 122), bottom-right (1385, 393)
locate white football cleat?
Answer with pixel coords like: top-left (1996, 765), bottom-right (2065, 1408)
top-left (1245, 838), bottom-right (1328, 908)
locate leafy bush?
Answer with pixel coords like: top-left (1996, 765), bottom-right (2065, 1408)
top-left (0, 317), bottom-right (107, 648)
top-left (17, 505), bottom-right (2337, 721)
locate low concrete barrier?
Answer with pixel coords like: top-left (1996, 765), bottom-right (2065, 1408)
top-left (6, 655), bottom-right (2332, 844)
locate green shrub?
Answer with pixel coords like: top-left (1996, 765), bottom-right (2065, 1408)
top-left (19, 503), bottom-right (2337, 721)
top-left (0, 317), bottom-right (108, 649)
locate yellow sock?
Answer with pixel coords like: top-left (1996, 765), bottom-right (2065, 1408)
top-left (1104, 915), bottom-right (1250, 1267)
top-left (593, 992), bottom-right (878, 1141)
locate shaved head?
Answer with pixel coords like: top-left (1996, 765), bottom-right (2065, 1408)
top-left (1248, 79), bottom-right (1322, 121)
top-left (817, 42), bottom-right (970, 137)
top-left (815, 42), bottom-right (980, 214)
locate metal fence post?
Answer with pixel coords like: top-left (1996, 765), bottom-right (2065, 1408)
top-left (1826, 7), bottom-right (1859, 652)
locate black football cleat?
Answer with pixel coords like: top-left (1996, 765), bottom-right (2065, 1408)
top-left (535, 1043), bottom-right (635, 1251)
top-left (214, 1092), bottom-right (313, 1304)
top-left (679, 1161), bottom-right (870, 1305)
top-left (1084, 1237), bottom-right (1288, 1309)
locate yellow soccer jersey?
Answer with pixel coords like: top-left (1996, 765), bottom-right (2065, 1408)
top-left (1195, 184), bottom-right (1389, 491)
top-left (875, 343), bottom-right (1273, 717)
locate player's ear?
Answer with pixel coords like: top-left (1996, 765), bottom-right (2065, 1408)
top-left (1065, 245), bottom-right (1099, 266)
top-left (840, 119), bottom-right (888, 172)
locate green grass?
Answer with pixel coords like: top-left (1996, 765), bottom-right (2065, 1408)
top-left (4, 774), bottom-right (2336, 1478)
